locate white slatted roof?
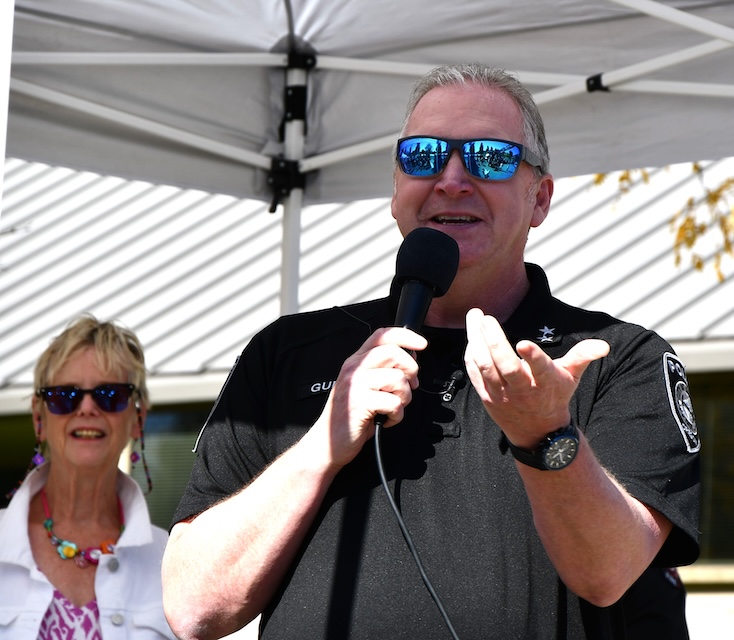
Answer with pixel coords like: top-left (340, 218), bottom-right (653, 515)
top-left (2, 156), bottom-right (733, 414)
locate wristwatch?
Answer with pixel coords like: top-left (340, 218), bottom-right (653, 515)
top-left (505, 424), bottom-right (579, 471)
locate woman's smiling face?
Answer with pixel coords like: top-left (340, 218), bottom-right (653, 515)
top-left (35, 346), bottom-right (142, 472)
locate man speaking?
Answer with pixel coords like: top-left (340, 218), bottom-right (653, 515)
top-left (162, 64), bottom-right (700, 640)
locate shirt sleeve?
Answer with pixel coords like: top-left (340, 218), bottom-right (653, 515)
top-left (572, 322), bottom-right (701, 566)
top-left (170, 323), bottom-right (277, 528)
top-left (169, 307), bottom-right (364, 529)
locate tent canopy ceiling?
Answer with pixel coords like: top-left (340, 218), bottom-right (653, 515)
top-left (7, 0), bottom-right (734, 206)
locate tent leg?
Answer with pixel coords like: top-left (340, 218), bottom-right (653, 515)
top-left (280, 186), bottom-right (303, 315)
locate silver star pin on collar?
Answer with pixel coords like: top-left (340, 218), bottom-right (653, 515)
top-left (537, 326), bottom-right (555, 343)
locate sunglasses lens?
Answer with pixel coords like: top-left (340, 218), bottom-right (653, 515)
top-left (463, 140), bottom-right (521, 181)
top-left (40, 384), bottom-right (134, 414)
top-left (93, 384), bottom-right (134, 412)
top-left (42, 387), bottom-right (77, 415)
top-left (397, 137), bottom-right (448, 177)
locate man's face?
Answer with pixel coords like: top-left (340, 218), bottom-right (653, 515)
top-left (391, 83), bottom-right (552, 277)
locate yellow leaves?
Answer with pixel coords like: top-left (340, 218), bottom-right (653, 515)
top-left (720, 206), bottom-right (734, 257)
top-left (715, 254), bottom-right (724, 282)
top-left (616, 169), bottom-right (649, 193)
top-left (596, 163), bottom-right (732, 280)
top-left (671, 213), bottom-right (707, 274)
top-left (669, 164), bottom-right (732, 281)
top-left (673, 214), bottom-right (706, 250)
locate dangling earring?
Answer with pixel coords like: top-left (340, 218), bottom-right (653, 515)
top-left (130, 431), bottom-right (153, 495)
top-left (5, 422), bottom-right (46, 500)
top-left (130, 406), bottom-right (152, 494)
top-left (32, 422), bottom-right (46, 467)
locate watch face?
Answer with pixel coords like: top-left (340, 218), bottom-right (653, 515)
top-left (543, 435), bottom-right (578, 470)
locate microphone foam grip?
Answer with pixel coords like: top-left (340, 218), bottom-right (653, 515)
top-left (395, 228), bottom-right (460, 298)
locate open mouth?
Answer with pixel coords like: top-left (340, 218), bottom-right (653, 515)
top-left (71, 429), bottom-right (105, 439)
top-left (432, 215), bottom-right (477, 225)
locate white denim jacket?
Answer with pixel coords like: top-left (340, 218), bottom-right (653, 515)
top-left (0, 463), bottom-right (175, 639)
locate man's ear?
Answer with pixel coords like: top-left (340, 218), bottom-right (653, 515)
top-left (530, 174), bottom-right (554, 229)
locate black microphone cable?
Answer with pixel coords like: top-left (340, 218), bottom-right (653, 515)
top-left (373, 415), bottom-right (461, 640)
top-left (372, 226), bottom-right (461, 638)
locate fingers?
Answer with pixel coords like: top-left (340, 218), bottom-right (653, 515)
top-left (465, 308), bottom-right (523, 387)
top-left (356, 332), bottom-right (424, 406)
top-left (562, 339), bottom-right (611, 375)
top-left (356, 326), bottom-right (428, 358)
top-left (516, 338), bottom-right (610, 383)
top-left (352, 367), bottom-right (416, 420)
top-left (465, 308), bottom-right (610, 440)
top-left (467, 309), bottom-right (610, 385)
top-left (315, 327), bottom-right (428, 468)
top-left (350, 328), bottom-right (427, 389)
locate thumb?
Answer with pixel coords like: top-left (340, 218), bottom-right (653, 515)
top-left (559, 339), bottom-right (610, 379)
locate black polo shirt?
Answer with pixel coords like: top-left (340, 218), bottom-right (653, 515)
top-left (173, 264), bottom-right (700, 639)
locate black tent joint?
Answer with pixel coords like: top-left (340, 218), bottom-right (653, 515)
top-left (270, 50), bottom-right (316, 211)
top-left (287, 51), bottom-right (317, 70)
top-left (278, 51), bottom-right (317, 140)
top-left (278, 84), bottom-right (309, 141)
top-left (267, 157), bottom-right (306, 213)
top-left (586, 73), bottom-right (610, 93)
top-left (284, 86), bottom-right (308, 124)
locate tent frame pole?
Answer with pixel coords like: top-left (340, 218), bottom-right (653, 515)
top-left (279, 63), bottom-right (309, 315)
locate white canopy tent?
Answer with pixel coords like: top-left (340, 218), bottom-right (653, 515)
top-left (4, 0), bottom-right (734, 315)
top-left (0, 0), bottom-right (15, 191)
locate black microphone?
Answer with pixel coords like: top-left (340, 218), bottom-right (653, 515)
top-left (393, 227), bottom-right (460, 333)
top-left (375, 228), bottom-right (459, 430)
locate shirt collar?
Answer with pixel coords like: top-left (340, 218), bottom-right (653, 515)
top-left (503, 264), bottom-right (564, 347)
top-left (0, 462), bottom-right (155, 569)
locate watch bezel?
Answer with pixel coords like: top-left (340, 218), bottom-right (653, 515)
top-left (505, 424), bottom-right (579, 471)
top-left (541, 428), bottom-right (580, 470)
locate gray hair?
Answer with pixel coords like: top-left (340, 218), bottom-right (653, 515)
top-left (402, 64), bottom-right (550, 174)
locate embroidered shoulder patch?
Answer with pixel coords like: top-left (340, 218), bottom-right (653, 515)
top-left (663, 352), bottom-right (700, 453)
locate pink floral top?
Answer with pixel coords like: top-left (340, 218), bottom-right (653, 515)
top-left (38, 589), bottom-right (102, 640)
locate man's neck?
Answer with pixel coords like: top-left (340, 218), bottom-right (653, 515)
top-left (424, 263), bottom-right (530, 329)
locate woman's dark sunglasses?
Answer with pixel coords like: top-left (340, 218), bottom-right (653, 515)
top-left (36, 384), bottom-right (137, 415)
top-left (396, 136), bottom-right (543, 181)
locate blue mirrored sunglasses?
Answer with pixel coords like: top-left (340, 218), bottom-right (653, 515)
top-left (37, 384), bottom-right (137, 415)
top-left (396, 136), bottom-right (543, 181)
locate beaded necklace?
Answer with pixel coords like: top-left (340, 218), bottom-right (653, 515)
top-left (40, 488), bottom-right (125, 569)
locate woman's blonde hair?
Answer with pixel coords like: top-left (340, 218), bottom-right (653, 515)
top-left (33, 314), bottom-right (149, 408)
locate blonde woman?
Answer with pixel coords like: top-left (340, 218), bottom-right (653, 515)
top-left (0, 315), bottom-right (175, 639)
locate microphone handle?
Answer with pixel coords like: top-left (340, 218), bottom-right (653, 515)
top-left (394, 279), bottom-right (434, 332)
top-left (375, 279), bottom-right (434, 428)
